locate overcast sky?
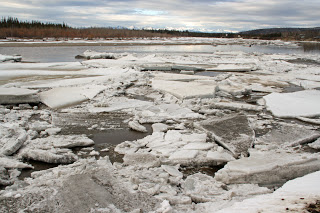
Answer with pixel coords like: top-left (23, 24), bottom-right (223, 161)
top-left (1, 0), bottom-right (319, 32)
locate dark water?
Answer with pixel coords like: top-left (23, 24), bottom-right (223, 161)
top-left (0, 43), bottom-right (319, 63)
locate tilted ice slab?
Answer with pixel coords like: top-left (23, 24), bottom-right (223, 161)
top-left (138, 103), bottom-right (204, 123)
top-left (308, 138), bottom-right (320, 150)
top-left (18, 135), bottom-right (93, 163)
top-left (216, 171), bottom-right (320, 213)
top-left (0, 127), bottom-right (27, 156)
top-left (89, 97), bottom-right (153, 113)
top-left (152, 79), bottom-right (217, 99)
top-left (256, 122), bottom-right (320, 147)
top-left (264, 90), bottom-right (320, 118)
top-left (0, 87), bottom-right (39, 104)
top-left (214, 151), bottom-right (320, 186)
top-left (39, 85), bottom-right (105, 109)
top-left (199, 114), bottom-right (255, 157)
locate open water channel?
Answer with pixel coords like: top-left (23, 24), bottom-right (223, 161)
top-left (0, 43), bottom-right (320, 63)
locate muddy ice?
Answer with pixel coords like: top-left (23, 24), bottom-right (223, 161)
top-left (0, 39), bottom-right (320, 212)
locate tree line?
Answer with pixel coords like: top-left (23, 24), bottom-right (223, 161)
top-left (0, 17), bottom-right (69, 29)
top-left (0, 17), bottom-right (319, 40)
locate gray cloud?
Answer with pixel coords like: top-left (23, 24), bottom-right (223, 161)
top-left (0, 0), bottom-right (319, 32)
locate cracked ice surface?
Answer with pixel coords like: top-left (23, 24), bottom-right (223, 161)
top-left (0, 38), bottom-right (320, 212)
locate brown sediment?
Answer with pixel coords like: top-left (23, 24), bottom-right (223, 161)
top-left (306, 200), bottom-right (320, 213)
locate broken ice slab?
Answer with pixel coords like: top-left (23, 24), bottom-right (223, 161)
top-left (199, 114), bottom-right (255, 157)
top-left (169, 150), bottom-right (199, 160)
top-left (152, 79), bottom-right (217, 99)
top-left (128, 120), bottom-right (148, 132)
top-left (308, 138), bottom-right (320, 150)
top-left (206, 150), bottom-right (236, 163)
top-left (207, 64), bottom-right (256, 72)
top-left (19, 147), bottom-right (78, 164)
top-left (0, 54), bottom-right (22, 62)
top-left (214, 151), bottom-right (320, 186)
top-left (39, 86), bottom-right (105, 109)
top-left (208, 101), bottom-right (264, 112)
top-left (123, 153), bottom-right (160, 168)
top-left (0, 87), bottom-right (39, 104)
top-left (75, 50), bottom-right (116, 59)
top-left (0, 128), bottom-right (27, 156)
top-left (0, 157), bottom-right (33, 169)
top-left (215, 171), bottom-right (320, 213)
top-left (256, 123), bottom-right (320, 147)
top-left (264, 90), bottom-right (320, 118)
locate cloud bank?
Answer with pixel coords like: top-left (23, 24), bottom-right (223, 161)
top-left (1, 0), bottom-right (319, 32)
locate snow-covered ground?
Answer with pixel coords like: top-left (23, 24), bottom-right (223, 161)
top-left (0, 38), bottom-right (320, 212)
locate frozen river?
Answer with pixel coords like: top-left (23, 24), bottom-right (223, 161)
top-left (0, 43), bottom-right (320, 62)
top-left (0, 38), bottom-right (320, 212)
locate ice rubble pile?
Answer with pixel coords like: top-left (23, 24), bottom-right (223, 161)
top-left (0, 54), bottom-right (22, 62)
top-left (0, 42), bottom-right (320, 212)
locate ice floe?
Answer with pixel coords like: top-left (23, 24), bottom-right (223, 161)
top-left (0, 87), bottom-right (39, 104)
top-left (215, 151), bottom-right (320, 186)
top-left (264, 90), bottom-right (320, 118)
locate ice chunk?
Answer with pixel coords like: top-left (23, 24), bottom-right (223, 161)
top-left (209, 101), bottom-right (263, 111)
top-left (40, 86), bottom-right (105, 109)
top-left (52, 135), bottom-right (95, 148)
top-left (256, 123), bottom-right (320, 147)
top-left (169, 150), bottom-right (198, 160)
top-left (264, 90), bottom-right (320, 118)
top-left (164, 130), bottom-right (182, 142)
top-left (128, 120), bottom-right (147, 132)
top-left (76, 50), bottom-right (116, 59)
top-left (216, 171), bottom-right (320, 213)
top-left (181, 133), bottom-right (207, 143)
top-left (90, 97), bottom-right (152, 113)
top-left (19, 147), bottom-right (78, 164)
top-left (308, 138), bottom-right (320, 150)
top-left (152, 79), bottom-right (217, 99)
top-left (200, 114), bottom-right (254, 157)
top-left (0, 157), bottom-right (33, 169)
top-left (182, 143), bottom-right (214, 150)
top-left (45, 127), bottom-right (62, 136)
top-left (29, 121), bottom-right (52, 132)
top-left (123, 153), bottom-right (160, 168)
top-left (0, 87), bottom-right (39, 104)
top-left (214, 151), bottom-right (320, 185)
top-left (207, 151), bottom-right (236, 162)
top-left (161, 165), bottom-right (183, 178)
top-left (0, 128), bottom-right (27, 156)
top-left (0, 54), bottom-right (22, 62)
top-left (152, 123), bottom-right (169, 132)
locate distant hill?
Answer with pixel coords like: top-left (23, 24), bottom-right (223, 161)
top-left (239, 27), bottom-right (320, 40)
top-left (240, 27), bottom-right (320, 35)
